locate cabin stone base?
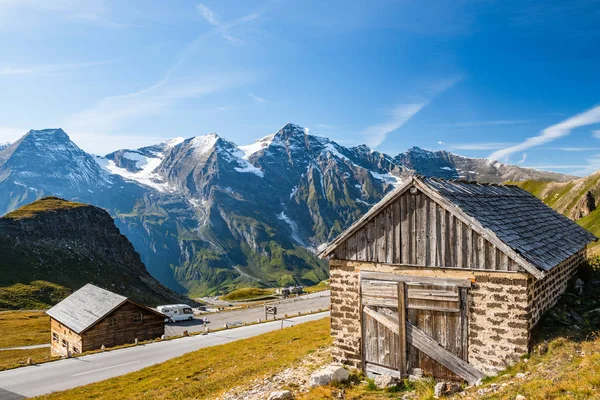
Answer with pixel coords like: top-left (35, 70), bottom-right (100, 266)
top-left (329, 252), bottom-right (586, 377)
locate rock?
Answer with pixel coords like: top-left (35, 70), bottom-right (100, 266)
top-left (447, 384), bottom-right (462, 395)
top-left (434, 382), bottom-right (446, 397)
top-left (515, 395), bottom-right (526, 400)
top-left (536, 342), bottom-right (548, 355)
top-left (570, 310), bottom-right (584, 325)
top-left (515, 373), bottom-right (527, 379)
top-left (309, 365), bottom-right (349, 387)
top-left (374, 374), bottom-right (396, 389)
top-left (267, 390), bottom-right (293, 400)
top-left (475, 378), bottom-right (484, 386)
top-left (575, 278), bottom-right (585, 294)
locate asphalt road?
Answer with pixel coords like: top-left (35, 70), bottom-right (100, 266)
top-left (165, 291), bottom-right (330, 337)
top-left (0, 312), bottom-right (329, 399)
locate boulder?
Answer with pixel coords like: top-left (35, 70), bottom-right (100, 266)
top-left (267, 390), bottom-right (293, 400)
top-left (434, 381), bottom-right (446, 397)
top-left (309, 365), bottom-right (350, 387)
top-left (374, 374), bottom-right (396, 389)
top-left (515, 395), bottom-right (526, 400)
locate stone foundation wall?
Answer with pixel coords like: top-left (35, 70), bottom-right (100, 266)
top-left (529, 248), bottom-right (586, 328)
top-left (330, 262), bottom-right (362, 368)
top-left (467, 273), bottom-right (531, 375)
top-left (329, 260), bottom-right (535, 376)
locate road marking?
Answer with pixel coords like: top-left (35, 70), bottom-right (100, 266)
top-left (72, 360), bottom-right (140, 377)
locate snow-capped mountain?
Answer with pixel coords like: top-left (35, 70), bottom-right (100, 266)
top-left (396, 146), bottom-right (574, 183)
top-left (0, 124), bottom-right (573, 295)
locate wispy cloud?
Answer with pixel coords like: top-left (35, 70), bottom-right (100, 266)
top-left (248, 93), bottom-right (265, 103)
top-left (446, 142), bottom-right (513, 151)
top-left (528, 152), bottom-right (600, 176)
top-left (438, 120), bottom-right (532, 128)
top-left (517, 153), bottom-right (527, 164)
top-left (360, 76), bottom-right (462, 148)
top-left (592, 130), bottom-right (600, 139)
top-left (361, 103), bottom-right (425, 148)
top-left (316, 124), bottom-right (336, 129)
top-left (488, 104), bottom-right (600, 162)
top-left (65, 72), bottom-right (252, 132)
top-left (0, 0), bottom-right (126, 28)
top-left (0, 61), bottom-right (110, 76)
top-left (545, 147), bottom-right (600, 152)
top-left (196, 2), bottom-right (259, 45)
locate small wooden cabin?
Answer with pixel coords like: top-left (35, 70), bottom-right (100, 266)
top-left (319, 176), bottom-right (596, 383)
top-left (47, 284), bottom-right (165, 356)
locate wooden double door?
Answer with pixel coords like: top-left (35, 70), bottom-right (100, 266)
top-left (360, 271), bottom-right (484, 384)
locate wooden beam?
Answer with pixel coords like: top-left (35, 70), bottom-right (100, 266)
top-left (363, 306), bottom-right (399, 335)
top-left (361, 271), bottom-right (472, 288)
top-left (397, 282), bottom-right (406, 378)
top-left (365, 363), bottom-right (402, 378)
top-left (406, 322), bottom-right (485, 385)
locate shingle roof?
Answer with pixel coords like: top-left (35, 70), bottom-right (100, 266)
top-left (420, 177), bottom-right (597, 272)
top-left (46, 284), bottom-right (127, 334)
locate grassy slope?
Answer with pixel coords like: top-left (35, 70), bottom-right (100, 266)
top-left (3, 196), bottom-right (87, 219)
top-left (36, 318), bottom-right (331, 400)
top-left (0, 281), bottom-right (71, 310)
top-left (221, 287), bottom-right (275, 301)
top-left (0, 311), bottom-right (57, 371)
top-left (0, 311), bottom-right (49, 348)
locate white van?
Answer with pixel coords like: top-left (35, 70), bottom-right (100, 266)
top-left (156, 304), bottom-right (195, 322)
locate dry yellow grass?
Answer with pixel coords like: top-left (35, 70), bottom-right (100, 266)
top-left (36, 318), bottom-right (332, 400)
top-left (0, 347), bottom-right (57, 371)
top-left (0, 311), bottom-right (49, 348)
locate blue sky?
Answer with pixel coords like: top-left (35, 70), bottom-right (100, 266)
top-left (1, 1), bottom-right (600, 175)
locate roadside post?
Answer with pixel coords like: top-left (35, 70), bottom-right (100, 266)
top-left (264, 305), bottom-right (277, 321)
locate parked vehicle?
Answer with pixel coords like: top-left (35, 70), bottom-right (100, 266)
top-left (156, 304), bottom-right (195, 322)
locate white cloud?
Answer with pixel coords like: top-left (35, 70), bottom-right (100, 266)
top-left (197, 3), bottom-right (220, 26)
top-left (359, 76), bottom-right (461, 148)
top-left (488, 105), bottom-right (600, 162)
top-left (248, 93), bottom-right (265, 103)
top-left (65, 72), bottom-right (252, 132)
top-left (316, 124), bottom-right (335, 129)
top-left (0, 61), bottom-right (110, 76)
top-left (438, 120), bottom-right (532, 128)
top-left (446, 142), bottom-right (512, 151)
top-left (592, 130), bottom-right (600, 139)
top-left (437, 141), bottom-right (445, 145)
top-left (361, 103), bottom-right (425, 148)
top-left (517, 153), bottom-right (527, 164)
top-left (196, 2), bottom-right (259, 45)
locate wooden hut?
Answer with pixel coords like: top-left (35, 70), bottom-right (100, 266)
top-left (319, 176), bottom-right (596, 383)
top-left (47, 284), bottom-right (165, 356)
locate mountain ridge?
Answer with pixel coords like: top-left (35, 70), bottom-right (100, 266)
top-left (0, 124), bottom-right (578, 296)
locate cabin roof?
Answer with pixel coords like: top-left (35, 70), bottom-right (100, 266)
top-left (320, 176), bottom-right (597, 277)
top-left (47, 284), bottom-right (128, 334)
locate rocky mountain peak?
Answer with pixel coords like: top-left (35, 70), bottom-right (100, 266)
top-left (275, 123), bottom-right (309, 139)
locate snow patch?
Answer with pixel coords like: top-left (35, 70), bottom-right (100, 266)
top-left (440, 166), bottom-right (453, 171)
top-left (277, 211), bottom-right (306, 246)
top-left (369, 171), bottom-right (402, 186)
top-left (95, 155), bottom-right (171, 192)
top-left (239, 133), bottom-right (276, 159)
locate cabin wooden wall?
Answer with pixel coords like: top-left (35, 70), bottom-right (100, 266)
top-left (332, 188), bottom-right (522, 272)
top-left (82, 301), bottom-right (164, 352)
top-left (50, 318), bottom-right (83, 356)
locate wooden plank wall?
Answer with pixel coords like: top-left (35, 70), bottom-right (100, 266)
top-left (334, 188), bottom-right (521, 271)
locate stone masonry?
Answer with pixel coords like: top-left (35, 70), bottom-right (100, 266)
top-left (529, 248), bottom-right (586, 328)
